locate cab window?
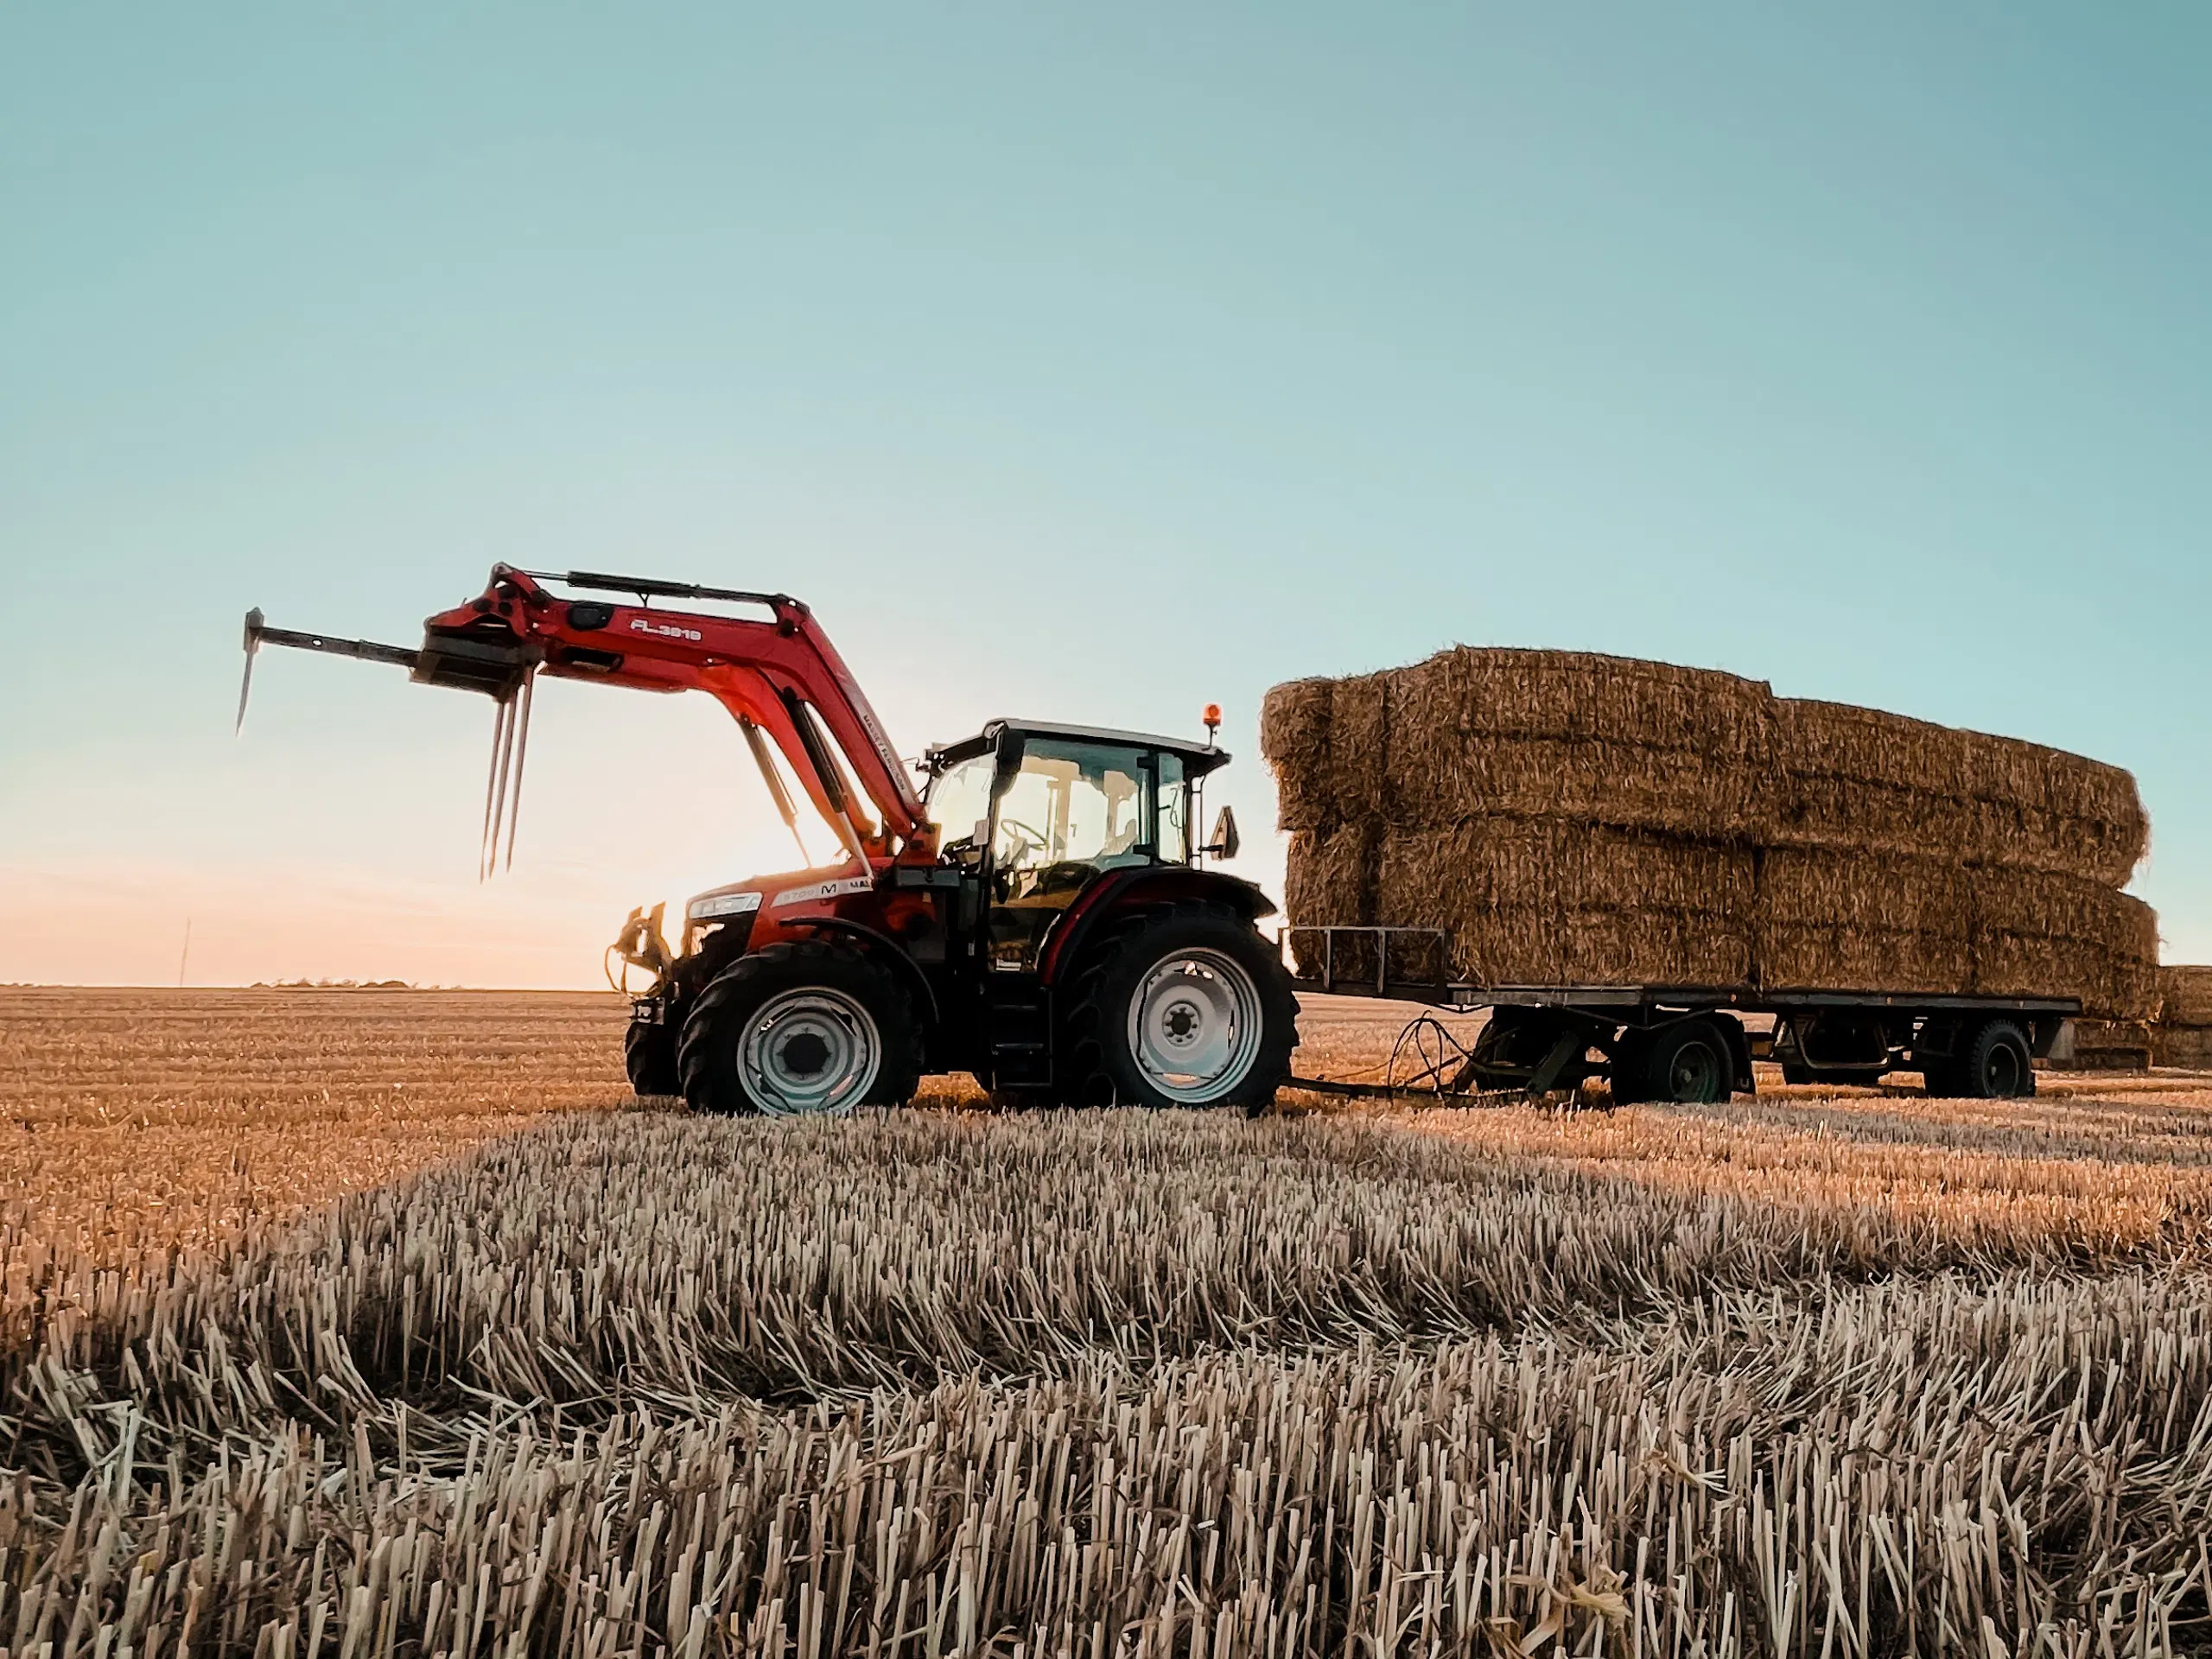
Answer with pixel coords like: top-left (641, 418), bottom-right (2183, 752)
top-left (993, 741), bottom-right (1149, 887)
top-left (925, 752), bottom-right (996, 852)
top-left (1154, 753), bottom-right (1190, 863)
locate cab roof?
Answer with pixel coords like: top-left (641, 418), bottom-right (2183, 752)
top-left (925, 717), bottom-right (1231, 778)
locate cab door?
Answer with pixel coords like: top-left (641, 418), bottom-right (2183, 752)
top-left (984, 737), bottom-right (1158, 972)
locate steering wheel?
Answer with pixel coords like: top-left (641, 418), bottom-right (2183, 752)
top-left (998, 817), bottom-right (1050, 861)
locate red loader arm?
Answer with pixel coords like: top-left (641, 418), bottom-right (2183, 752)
top-left (242, 565), bottom-right (937, 868)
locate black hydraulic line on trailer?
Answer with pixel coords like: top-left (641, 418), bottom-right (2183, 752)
top-left (1286, 1013), bottom-right (1562, 1104)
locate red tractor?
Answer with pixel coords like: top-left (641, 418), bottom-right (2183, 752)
top-left (240, 565), bottom-right (1300, 1115)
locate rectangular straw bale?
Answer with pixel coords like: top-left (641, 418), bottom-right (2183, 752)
top-left (1329, 673), bottom-right (1390, 807)
top-left (1376, 820), bottom-right (1754, 987)
top-left (1754, 849), bottom-right (1974, 995)
top-left (2158, 966), bottom-right (2212, 1027)
top-left (1970, 871), bottom-right (2158, 1020)
top-left (1382, 819), bottom-right (1756, 914)
top-left (1398, 906), bottom-right (1752, 988)
top-left (1993, 742), bottom-right (2145, 885)
top-left (1282, 823), bottom-right (1380, 981)
top-left (1772, 698), bottom-right (2147, 885)
top-left (2156, 1025), bottom-right (2212, 1070)
top-left (2063, 1020), bottom-right (2155, 1069)
top-left (1258, 677), bottom-right (1335, 831)
top-left (1382, 647), bottom-right (1775, 838)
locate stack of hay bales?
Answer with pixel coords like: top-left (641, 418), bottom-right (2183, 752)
top-left (1267, 652), bottom-right (1768, 988)
top-left (1262, 648), bottom-right (2158, 1017)
top-left (2155, 968), bottom-right (2212, 1069)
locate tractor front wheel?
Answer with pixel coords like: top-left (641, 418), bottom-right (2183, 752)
top-left (624, 1014), bottom-right (680, 1098)
top-left (1063, 902), bottom-right (1298, 1113)
top-left (677, 941), bottom-right (921, 1116)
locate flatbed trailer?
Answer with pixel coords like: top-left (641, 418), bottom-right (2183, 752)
top-left (1284, 925), bottom-right (2077, 1103)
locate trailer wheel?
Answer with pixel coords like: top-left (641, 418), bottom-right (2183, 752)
top-left (624, 1016), bottom-right (680, 1098)
top-left (1959, 1019), bottom-right (2036, 1100)
top-left (1643, 1017), bottom-right (1733, 1105)
top-left (677, 941), bottom-right (921, 1116)
top-left (1063, 901), bottom-right (1298, 1113)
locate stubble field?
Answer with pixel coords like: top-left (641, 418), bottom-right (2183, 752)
top-left (6, 987), bottom-right (2212, 1656)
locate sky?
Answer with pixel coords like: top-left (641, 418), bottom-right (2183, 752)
top-left (3, 4), bottom-right (2207, 988)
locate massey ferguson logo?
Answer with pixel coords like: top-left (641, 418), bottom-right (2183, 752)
top-left (630, 618), bottom-right (703, 642)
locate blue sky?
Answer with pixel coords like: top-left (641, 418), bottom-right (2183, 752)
top-left (3, 5), bottom-right (2206, 985)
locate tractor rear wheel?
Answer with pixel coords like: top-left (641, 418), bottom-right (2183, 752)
top-left (677, 941), bottom-right (921, 1116)
top-left (1062, 901), bottom-right (1297, 1113)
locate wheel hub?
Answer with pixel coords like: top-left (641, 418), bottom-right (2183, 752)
top-left (1127, 949), bottom-right (1264, 1104)
top-left (779, 1032), bottom-right (831, 1077)
top-left (741, 987), bottom-right (880, 1116)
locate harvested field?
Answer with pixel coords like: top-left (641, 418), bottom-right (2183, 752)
top-left (10, 988), bottom-right (2212, 1654)
top-left (0, 987), bottom-right (631, 1262)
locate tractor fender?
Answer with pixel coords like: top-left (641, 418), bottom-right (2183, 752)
top-left (1038, 868), bottom-right (1278, 988)
top-left (784, 916), bottom-right (942, 1027)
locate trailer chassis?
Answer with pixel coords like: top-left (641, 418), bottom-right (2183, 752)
top-left (1283, 925), bottom-right (2078, 1104)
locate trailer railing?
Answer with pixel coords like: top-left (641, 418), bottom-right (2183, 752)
top-left (1280, 925), bottom-right (1453, 998)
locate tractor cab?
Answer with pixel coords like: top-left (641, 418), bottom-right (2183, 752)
top-left (921, 720), bottom-right (1235, 973)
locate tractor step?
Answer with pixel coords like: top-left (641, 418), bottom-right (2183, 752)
top-left (984, 982), bottom-right (1053, 1087)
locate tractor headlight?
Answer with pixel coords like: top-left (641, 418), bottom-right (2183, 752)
top-left (688, 891), bottom-right (764, 922)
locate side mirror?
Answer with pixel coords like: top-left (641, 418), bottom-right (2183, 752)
top-left (1204, 804), bottom-right (1241, 861)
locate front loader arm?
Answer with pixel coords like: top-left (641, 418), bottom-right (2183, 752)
top-left (242, 564), bottom-right (938, 866)
top-left (424, 566), bottom-right (935, 855)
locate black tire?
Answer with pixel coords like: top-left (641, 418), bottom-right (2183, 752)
top-left (1608, 1032), bottom-right (1652, 1106)
top-left (1062, 901), bottom-right (1297, 1113)
top-left (676, 941), bottom-right (921, 1116)
top-left (1643, 1017), bottom-right (1734, 1105)
top-left (624, 1015), bottom-right (681, 1097)
top-left (1918, 1060), bottom-right (1961, 1097)
top-left (1957, 1019), bottom-right (2035, 1100)
top-left (1781, 1061), bottom-right (1813, 1086)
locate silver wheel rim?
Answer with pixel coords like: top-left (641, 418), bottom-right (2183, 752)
top-left (1127, 948), bottom-right (1264, 1105)
top-left (740, 987), bottom-right (880, 1116)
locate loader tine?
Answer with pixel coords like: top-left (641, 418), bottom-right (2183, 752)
top-left (486, 688), bottom-right (519, 881)
top-left (503, 669), bottom-right (536, 872)
top-left (480, 696), bottom-right (511, 882)
top-left (235, 608), bottom-right (264, 735)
